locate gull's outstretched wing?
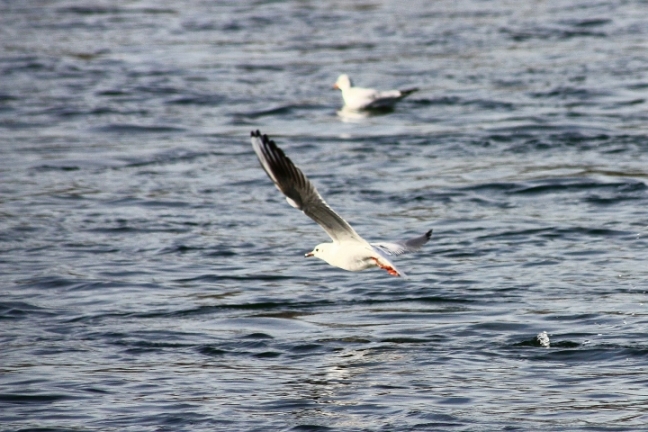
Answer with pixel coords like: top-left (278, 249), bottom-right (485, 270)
top-left (371, 229), bottom-right (432, 256)
top-left (251, 130), bottom-right (364, 244)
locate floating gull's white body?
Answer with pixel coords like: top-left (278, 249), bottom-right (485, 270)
top-left (333, 74), bottom-right (418, 111)
top-left (251, 130), bottom-right (432, 277)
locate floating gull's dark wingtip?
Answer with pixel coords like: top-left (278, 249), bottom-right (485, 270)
top-left (425, 229), bottom-right (433, 239)
top-left (401, 88), bottom-right (419, 96)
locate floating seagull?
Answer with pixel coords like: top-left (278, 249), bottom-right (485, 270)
top-left (333, 74), bottom-right (418, 111)
top-left (250, 130), bottom-right (431, 277)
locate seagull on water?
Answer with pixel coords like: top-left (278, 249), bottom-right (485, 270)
top-left (250, 130), bottom-right (432, 277)
top-left (333, 74), bottom-right (419, 111)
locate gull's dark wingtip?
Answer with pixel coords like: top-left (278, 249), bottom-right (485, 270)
top-left (251, 129), bottom-right (269, 144)
top-left (425, 229), bottom-right (433, 239)
top-left (250, 129), bottom-right (277, 150)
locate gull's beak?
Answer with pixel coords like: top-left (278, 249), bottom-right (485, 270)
top-left (332, 83), bottom-right (339, 90)
top-left (305, 252), bottom-right (314, 257)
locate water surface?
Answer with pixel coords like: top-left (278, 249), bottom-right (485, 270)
top-left (2, 1), bottom-right (648, 431)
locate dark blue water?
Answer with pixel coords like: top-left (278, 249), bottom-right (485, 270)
top-left (2, 1), bottom-right (648, 431)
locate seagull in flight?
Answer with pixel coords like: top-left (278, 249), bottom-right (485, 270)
top-left (333, 74), bottom-right (418, 111)
top-left (250, 130), bottom-right (432, 277)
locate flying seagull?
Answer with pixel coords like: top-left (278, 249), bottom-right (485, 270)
top-left (250, 130), bottom-right (431, 277)
top-left (333, 74), bottom-right (418, 111)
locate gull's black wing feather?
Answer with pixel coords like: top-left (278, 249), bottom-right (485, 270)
top-left (251, 130), bottom-right (364, 243)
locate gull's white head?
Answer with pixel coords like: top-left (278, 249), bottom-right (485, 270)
top-left (333, 74), bottom-right (352, 91)
top-left (305, 242), bottom-right (334, 261)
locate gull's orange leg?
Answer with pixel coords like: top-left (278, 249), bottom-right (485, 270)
top-left (371, 257), bottom-right (400, 277)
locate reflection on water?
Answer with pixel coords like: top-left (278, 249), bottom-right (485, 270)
top-left (336, 106), bottom-right (399, 122)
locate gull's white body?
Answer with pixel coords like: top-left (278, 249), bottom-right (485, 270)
top-left (309, 241), bottom-right (380, 272)
top-left (250, 130), bottom-right (432, 277)
top-left (333, 74), bottom-right (418, 111)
